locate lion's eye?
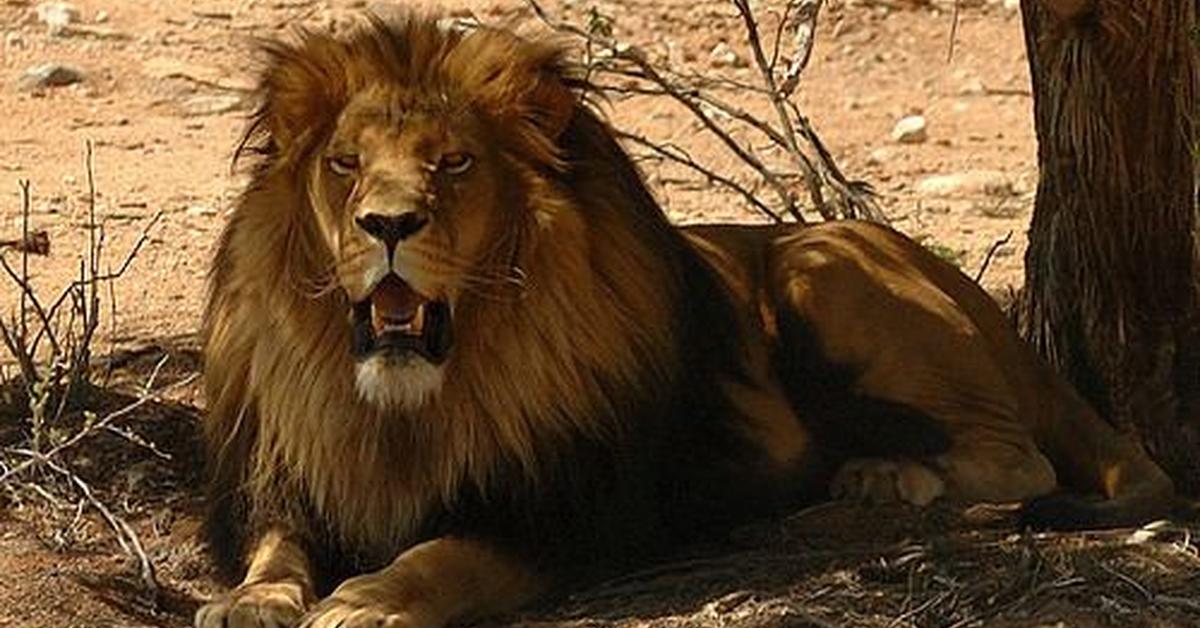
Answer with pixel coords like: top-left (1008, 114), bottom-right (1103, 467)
top-left (328, 154), bottom-right (360, 176)
top-left (439, 152), bottom-right (473, 175)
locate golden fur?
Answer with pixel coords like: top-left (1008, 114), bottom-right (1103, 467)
top-left (197, 14), bottom-right (1173, 628)
top-left (687, 222), bottom-right (1174, 525)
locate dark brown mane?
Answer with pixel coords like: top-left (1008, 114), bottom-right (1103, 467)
top-left (236, 16), bottom-right (577, 173)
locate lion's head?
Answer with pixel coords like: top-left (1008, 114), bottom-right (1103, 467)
top-left (234, 17), bottom-right (615, 411)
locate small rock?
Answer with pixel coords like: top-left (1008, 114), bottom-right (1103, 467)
top-left (959, 78), bottom-right (986, 95)
top-left (916, 170), bottom-right (1015, 197)
top-left (708, 42), bottom-right (745, 69)
top-left (35, 1), bottom-right (79, 35)
top-left (94, 9), bottom-right (108, 23)
top-left (865, 147), bottom-right (894, 167)
top-left (5, 32), bottom-right (24, 48)
top-left (891, 115), bottom-right (927, 144)
top-left (187, 205), bottom-right (218, 217)
top-left (181, 93), bottom-right (244, 116)
top-left (1003, 0), bottom-right (1020, 11)
top-left (15, 62), bottom-right (86, 91)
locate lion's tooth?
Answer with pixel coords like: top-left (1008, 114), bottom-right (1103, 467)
top-left (411, 303), bottom-right (426, 334)
top-left (371, 305), bottom-right (386, 335)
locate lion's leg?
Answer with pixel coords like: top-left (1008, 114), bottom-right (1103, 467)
top-left (934, 436), bottom-right (1057, 503)
top-left (299, 537), bottom-right (542, 628)
top-left (831, 435), bottom-right (1058, 508)
top-left (830, 457), bottom-right (946, 506)
top-left (195, 528), bottom-right (316, 628)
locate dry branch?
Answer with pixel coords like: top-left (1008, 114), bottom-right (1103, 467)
top-left (0, 230), bottom-right (50, 256)
top-left (0, 144), bottom-right (170, 600)
top-left (525, 0), bottom-right (883, 223)
top-left (42, 455), bottom-right (159, 598)
top-left (0, 355), bottom-right (196, 484)
top-left (616, 130), bottom-right (783, 222)
top-left (975, 230), bottom-right (1014, 283)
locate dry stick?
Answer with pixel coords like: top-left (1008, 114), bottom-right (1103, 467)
top-left (947, 0), bottom-right (961, 62)
top-left (767, 0), bottom-right (796, 72)
top-left (789, 100), bottom-right (885, 221)
top-left (777, 0), bottom-right (823, 97)
top-left (609, 1), bottom-right (879, 222)
top-left (751, 0), bottom-right (884, 222)
top-left (73, 140), bottom-right (103, 396)
top-left (591, 69), bottom-right (798, 156)
top-left (0, 354), bottom-right (194, 484)
top-left (531, 1), bottom-right (883, 222)
top-left (0, 181), bottom-right (43, 388)
top-left (617, 131), bottom-right (783, 222)
top-left (0, 253), bottom-right (60, 363)
top-left (526, 0), bottom-right (801, 222)
top-left (20, 180), bottom-right (30, 370)
top-left (974, 231), bottom-right (1014, 283)
top-left (594, 76), bottom-right (796, 155)
top-left (0, 231), bottom-right (50, 255)
top-left (731, 0), bottom-right (832, 220)
top-left (40, 456), bottom-right (159, 599)
top-left (619, 57), bottom-right (802, 221)
top-left (31, 210), bottom-right (163, 353)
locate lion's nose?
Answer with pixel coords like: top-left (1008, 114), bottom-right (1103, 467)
top-left (355, 212), bottom-right (429, 252)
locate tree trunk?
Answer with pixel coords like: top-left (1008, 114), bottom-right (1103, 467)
top-left (1019, 0), bottom-right (1200, 494)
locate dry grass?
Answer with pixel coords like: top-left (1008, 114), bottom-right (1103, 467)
top-left (504, 503), bottom-right (1200, 627)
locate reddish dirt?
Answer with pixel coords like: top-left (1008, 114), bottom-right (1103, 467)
top-left (3, 1), bottom-right (1196, 627)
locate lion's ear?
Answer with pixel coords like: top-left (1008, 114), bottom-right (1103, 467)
top-left (521, 68), bottom-right (576, 140)
top-left (256, 32), bottom-right (349, 152)
top-left (448, 30), bottom-right (577, 142)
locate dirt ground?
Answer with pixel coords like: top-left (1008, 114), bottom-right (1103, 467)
top-left (1, 0), bottom-right (1197, 627)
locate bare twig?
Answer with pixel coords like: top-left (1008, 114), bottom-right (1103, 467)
top-left (948, 0), bottom-right (961, 61)
top-left (527, 0), bottom-right (804, 221)
top-left (617, 130), bottom-right (783, 222)
top-left (41, 456), bottom-right (159, 598)
top-left (778, 0), bottom-right (823, 97)
top-left (26, 210), bottom-right (162, 356)
top-left (0, 182), bottom-right (41, 388)
top-left (974, 230), bottom-right (1014, 283)
top-left (0, 230), bottom-right (50, 256)
top-left (526, 0), bottom-right (883, 224)
top-left (0, 354), bottom-right (195, 484)
top-left (731, 0), bottom-right (836, 219)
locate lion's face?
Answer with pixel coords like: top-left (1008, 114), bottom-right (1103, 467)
top-left (233, 21), bottom-right (578, 411)
top-left (311, 88), bottom-right (521, 409)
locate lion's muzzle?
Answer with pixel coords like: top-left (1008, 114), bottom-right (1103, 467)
top-left (352, 274), bottom-right (453, 363)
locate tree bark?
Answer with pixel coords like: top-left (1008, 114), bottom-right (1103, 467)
top-left (1019, 0), bottom-right (1200, 493)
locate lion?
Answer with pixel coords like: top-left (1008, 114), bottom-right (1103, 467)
top-left (196, 14), bottom-right (1174, 628)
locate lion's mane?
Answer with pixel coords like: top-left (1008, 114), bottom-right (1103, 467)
top-left (202, 16), bottom-right (745, 589)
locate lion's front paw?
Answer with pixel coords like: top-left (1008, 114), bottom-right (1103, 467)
top-left (299, 600), bottom-right (420, 628)
top-left (831, 457), bottom-right (945, 506)
top-left (195, 581), bottom-right (310, 628)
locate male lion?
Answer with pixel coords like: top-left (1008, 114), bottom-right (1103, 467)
top-left (197, 15), bottom-right (1173, 628)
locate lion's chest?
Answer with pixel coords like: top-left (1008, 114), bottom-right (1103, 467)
top-left (303, 457), bottom-right (436, 556)
top-left (258, 410), bottom-right (450, 560)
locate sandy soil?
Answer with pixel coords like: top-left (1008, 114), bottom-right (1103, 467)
top-left (5, 1), bottom-right (1189, 627)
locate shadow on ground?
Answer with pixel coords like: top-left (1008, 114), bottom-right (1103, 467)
top-left (3, 335), bottom-right (1200, 627)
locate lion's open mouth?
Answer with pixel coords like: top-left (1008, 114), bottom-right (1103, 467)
top-left (352, 274), bottom-right (452, 363)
